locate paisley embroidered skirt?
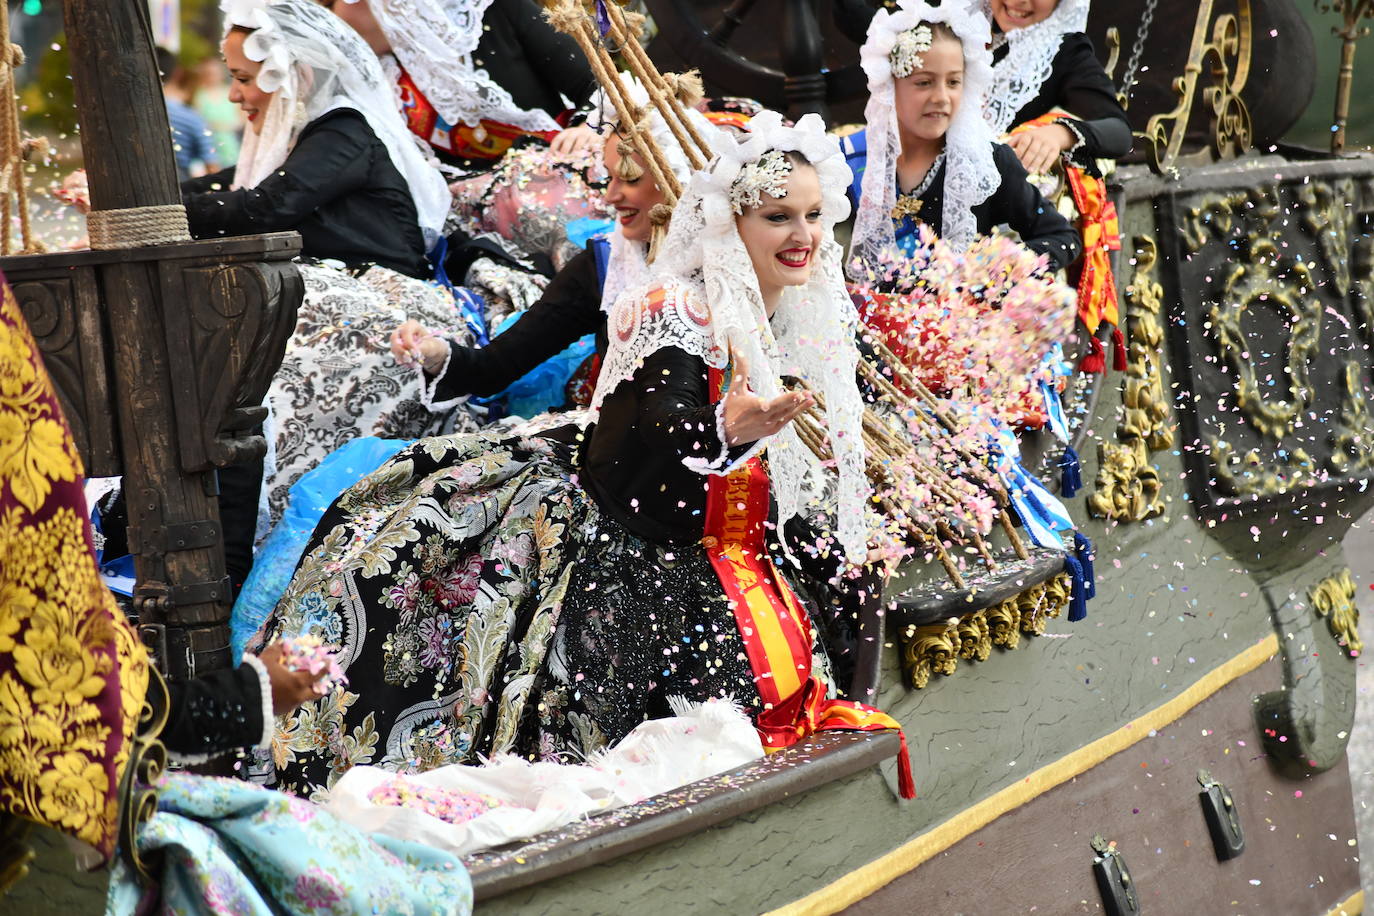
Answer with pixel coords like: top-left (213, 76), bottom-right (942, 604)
top-left (253, 429), bottom-right (760, 799)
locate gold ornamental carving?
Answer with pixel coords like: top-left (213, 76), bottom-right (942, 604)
top-left (1310, 569), bottom-right (1362, 657)
top-left (1331, 361), bottom-right (1374, 477)
top-left (1209, 239), bottom-right (1322, 441)
top-left (900, 574), bottom-right (1072, 689)
top-left (1209, 438), bottom-right (1317, 497)
top-left (1298, 179), bottom-right (1355, 298)
top-left (1181, 188), bottom-right (1279, 255)
top-left (1089, 237), bottom-right (1172, 523)
top-left (1142, 0), bottom-right (1253, 174)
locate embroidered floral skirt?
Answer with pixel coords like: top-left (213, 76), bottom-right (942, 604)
top-left (253, 429), bottom-right (760, 799)
top-left (264, 264), bottom-right (484, 530)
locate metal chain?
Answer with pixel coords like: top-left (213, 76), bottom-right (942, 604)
top-left (1119, 0), bottom-right (1158, 104)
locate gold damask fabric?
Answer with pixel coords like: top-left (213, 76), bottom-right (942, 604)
top-left (0, 273), bottom-right (148, 861)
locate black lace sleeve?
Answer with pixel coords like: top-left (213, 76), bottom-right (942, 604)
top-left (161, 661), bottom-right (271, 762)
top-left (428, 247), bottom-right (602, 401)
top-left (990, 143), bottom-right (1082, 272)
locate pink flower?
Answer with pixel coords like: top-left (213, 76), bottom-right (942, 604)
top-left (387, 572), bottom-right (422, 614)
top-left (433, 553), bottom-right (483, 607)
top-left (293, 866), bottom-right (344, 911)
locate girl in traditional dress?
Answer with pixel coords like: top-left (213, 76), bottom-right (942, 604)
top-left (979, 0), bottom-right (1131, 176)
top-left (253, 112), bottom-right (912, 800)
top-left (843, 0), bottom-right (1080, 278)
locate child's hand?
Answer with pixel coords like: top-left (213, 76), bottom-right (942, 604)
top-left (55, 169), bottom-right (90, 214)
top-left (1007, 124), bottom-right (1075, 176)
top-left (258, 641), bottom-right (331, 715)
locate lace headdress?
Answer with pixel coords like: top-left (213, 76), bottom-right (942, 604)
top-left (850, 0), bottom-right (998, 273)
top-left (585, 72), bottom-right (730, 313)
top-left (338, 0), bottom-right (563, 134)
top-left (593, 111), bottom-right (870, 562)
top-left (221, 0), bottom-right (451, 245)
top-left (976, 0), bottom-right (1091, 135)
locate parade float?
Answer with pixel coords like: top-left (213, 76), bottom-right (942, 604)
top-left (2, 1), bottom-right (1372, 914)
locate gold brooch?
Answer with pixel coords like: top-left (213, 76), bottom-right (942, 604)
top-left (891, 195), bottom-right (924, 221)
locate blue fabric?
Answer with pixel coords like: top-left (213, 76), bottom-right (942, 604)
top-left (990, 427), bottom-right (1074, 550)
top-left (473, 311), bottom-right (595, 419)
top-left (106, 772), bottom-right (472, 916)
top-left (838, 128), bottom-right (923, 258)
top-left (231, 438), bottom-right (410, 658)
top-left (1074, 531), bottom-right (1097, 600)
top-left (1064, 552), bottom-right (1089, 622)
top-left (566, 217), bottom-right (615, 251)
top-left (590, 233), bottom-right (611, 290)
top-left (166, 98), bottom-right (215, 176)
top-left (428, 234), bottom-right (489, 345)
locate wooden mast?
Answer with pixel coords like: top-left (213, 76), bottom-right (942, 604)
top-left (0, 0), bottom-right (304, 682)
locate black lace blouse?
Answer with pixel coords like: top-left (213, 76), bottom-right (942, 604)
top-left (181, 108), bottom-right (430, 279)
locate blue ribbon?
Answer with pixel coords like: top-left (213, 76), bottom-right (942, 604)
top-left (595, 0), bottom-right (612, 35)
top-left (990, 427), bottom-right (1074, 550)
top-left (427, 235), bottom-right (490, 346)
top-left (1060, 443), bottom-right (1082, 497)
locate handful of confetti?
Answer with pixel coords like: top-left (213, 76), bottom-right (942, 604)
top-left (53, 169), bottom-right (90, 213)
top-left (366, 775), bottom-right (504, 826)
top-left (275, 635), bottom-right (348, 696)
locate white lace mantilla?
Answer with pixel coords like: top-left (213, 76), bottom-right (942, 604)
top-left (593, 111), bottom-right (869, 563)
top-left (222, 0), bottom-right (451, 245)
top-left (976, 0), bottom-right (1090, 135)
top-left (851, 0), bottom-right (1000, 273)
top-left (352, 0), bottom-right (562, 132)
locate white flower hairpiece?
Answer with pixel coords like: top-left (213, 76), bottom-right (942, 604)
top-left (889, 24), bottom-right (933, 79)
top-left (728, 148), bottom-right (792, 215)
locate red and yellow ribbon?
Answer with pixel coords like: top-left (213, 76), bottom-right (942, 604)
top-left (702, 366), bottom-right (915, 798)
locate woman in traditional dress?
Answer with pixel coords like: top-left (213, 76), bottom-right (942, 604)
top-left (182, 0), bottom-right (485, 567)
top-left (390, 74), bottom-right (722, 414)
top-left (253, 112), bottom-right (912, 800)
top-left (843, 0), bottom-right (1080, 278)
top-left (325, 0), bottom-right (600, 167)
top-left (976, 0), bottom-right (1132, 372)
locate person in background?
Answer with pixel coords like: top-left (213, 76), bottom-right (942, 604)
top-left (324, 0), bottom-right (600, 168)
top-left (155, 45), bottom-right (220, 181)
top-left (194, 55), bottom-right (243, 165)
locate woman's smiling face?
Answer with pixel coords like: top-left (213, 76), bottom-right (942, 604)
top-left (223, 29), bottom-right (272, 135)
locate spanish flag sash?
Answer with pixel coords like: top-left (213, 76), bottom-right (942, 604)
top-left (703, 366), bottom-right (915, 798)
top-left (396, 68), bottom-right (558, 161)
top-left (1010, 111), bottom-right (1123, 373)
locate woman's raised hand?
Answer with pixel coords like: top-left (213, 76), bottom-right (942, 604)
top-left (722, 350), bottom-right (815, 447)
top-left (1006, 123), bottom-right (1076, 176)
top-left (390, 319), bottom-right (450, 374)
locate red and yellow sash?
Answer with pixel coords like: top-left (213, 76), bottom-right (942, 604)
top-left (703, 366), bottom-right (915, 798)
top-left (396, 68), bottom-right (558, 161)
top-left (1010, 111), bottom-right (1123, 372)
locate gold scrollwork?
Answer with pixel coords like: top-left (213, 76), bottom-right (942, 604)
top-left (1298, 179), bottom-right (1356, 298)
top-left (1209, 438), bottom-right (1317, 497)
top-left (900, 575), bottom-right (1073, 688)
top-left (1331, 360), bottom-right (1374, 477)
top-left (1143, 0), bottom-right (1253, 175)
top-left (1209, 240), bottom-right (1322, 441)
top-left (1310, 568), bottom-right (1362, 657)
top-left (1181, 188), bottom-right (1280, 255)
top-left (1089, 236), bottom-right (1174, 523)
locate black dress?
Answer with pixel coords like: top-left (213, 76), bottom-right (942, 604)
top-left (182, 108), bottom-right (430, 279)
top-left (471, 0), bottom-right (598, 121)
top-left (253, 334), bottom-right (764, 794)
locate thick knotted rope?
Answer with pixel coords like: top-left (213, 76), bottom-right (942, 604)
top-left (87, 204), bottom-right (192, 250)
